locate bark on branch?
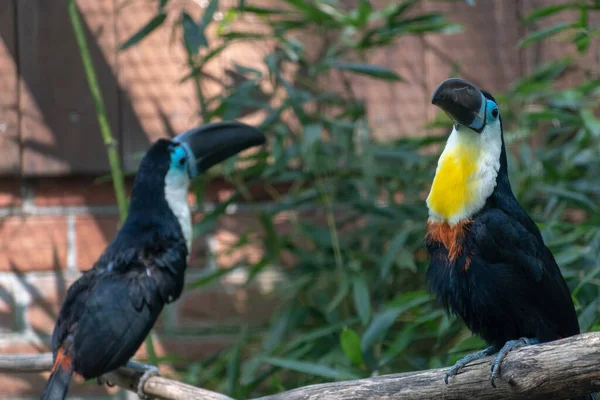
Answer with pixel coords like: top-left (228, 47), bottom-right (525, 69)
top-left (2, 332), bottom-right (600, 400)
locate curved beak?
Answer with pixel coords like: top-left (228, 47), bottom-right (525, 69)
top-left (431, 78), bottom-right (487, 132)
top-left (173, 121), bottom-right (266, 177)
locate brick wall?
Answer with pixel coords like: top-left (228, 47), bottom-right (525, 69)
top-left (0, 177), bottom-right (282, 399)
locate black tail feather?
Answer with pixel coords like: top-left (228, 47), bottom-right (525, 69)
top-left (40, 355), bottom-right (73, 400)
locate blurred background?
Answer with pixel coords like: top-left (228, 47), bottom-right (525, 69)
top-left (0, 0), bottom-right (598, 398)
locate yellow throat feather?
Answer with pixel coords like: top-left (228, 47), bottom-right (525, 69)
top-left (427, 135), bottom-right (481, 222)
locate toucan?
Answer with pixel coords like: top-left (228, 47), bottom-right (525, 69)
top-left (425, 78), bottom-right (597, 399)
top-left (41, 122), bottom-right (265, 400)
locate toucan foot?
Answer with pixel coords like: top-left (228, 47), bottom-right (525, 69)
top-left (125, 361), bottom-right (160, 399)
top-left (490, 337), bottom-right (539, 388)
top-left (95, 376), bottom-right (115, 387)
top-left (445, 345), bottom-right (497, 384)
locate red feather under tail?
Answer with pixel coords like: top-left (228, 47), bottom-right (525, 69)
top-left (40, 348), bottom-right (74, 400)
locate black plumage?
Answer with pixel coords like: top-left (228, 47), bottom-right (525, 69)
top-left (41, 121), bottom-right (266, 400)
top-left (426, 102), bottom-right (579, 348)
top-left (49, 140), bottom-right (187, 381)
top-left (426, 80), bottom-right (596, 399)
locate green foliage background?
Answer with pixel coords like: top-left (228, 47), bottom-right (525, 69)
top-left (118, 0), bottom-right (599, 398)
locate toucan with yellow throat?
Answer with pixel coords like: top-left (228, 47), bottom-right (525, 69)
top-left (425, 78), bottom-right (597, 399)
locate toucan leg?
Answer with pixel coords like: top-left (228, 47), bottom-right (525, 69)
top-left (490, 337), bottom-right (539, 388)
top-left (445, 345), bottom-right (497, 384)
top-left (125, 361), bottom-right (160, 399)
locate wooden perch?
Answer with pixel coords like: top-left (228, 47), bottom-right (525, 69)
top-left (2, 332), bottom-right (600, 400)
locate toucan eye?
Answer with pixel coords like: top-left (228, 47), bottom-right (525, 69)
top-left (178, 156), bottom-right (187, 166)
top-left (491, 108), bottom-right (499, 118)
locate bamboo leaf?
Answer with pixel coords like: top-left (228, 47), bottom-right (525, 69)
top-left (120, 13), bottom-right (167, 50)
top-left (340, 327), bottom-right (364, 365)
top-left (261, 357), bottom-right (358, 380)
top-left (327, 62), bottom-right (402, 81)
top-left (523, 3), bottom-right (580, 23)
top-left (519, 22), bottom-right (576, 47)
top-left (352, 275), bottom-right (371, 326)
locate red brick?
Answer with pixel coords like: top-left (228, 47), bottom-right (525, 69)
top-left (32, 176), bottom-right (133, 207)
top-left (178, 285), bottom-right (278, 327)
top-left (28, 303), bottom-right (60, 337)
top-left (0, 178), bottom-right (21, 207)
top-left (0, 216), bottom-right (68, 271)
top-left (75, 215), bottom-right (120, 271)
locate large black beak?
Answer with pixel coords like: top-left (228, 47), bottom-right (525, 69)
top-left (431, 78), bottom-right (487, 132)
top-left (173, 121), bottom-right (266, 177)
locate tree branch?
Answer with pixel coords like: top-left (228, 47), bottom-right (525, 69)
top-left (0, 354), bottom-right (233, 400)
top-left (2, 333), bottom-right (600, 400)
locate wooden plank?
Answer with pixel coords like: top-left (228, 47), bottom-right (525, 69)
top-left (0, 1), bottom-right (21, 175)
top-left (423, 0), bottom-right (523, 119)
top-left (116, 1), bottom-right (202, 173)
top-left (520, 0), bottom-right (600, 87)
top-left (18, 0), bottom-right (118, 176)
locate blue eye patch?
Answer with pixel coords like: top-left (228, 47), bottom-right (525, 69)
top-left (170, 146), bottom-right (188, 171)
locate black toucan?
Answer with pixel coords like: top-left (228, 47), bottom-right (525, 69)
top-left (425, 78), bottom-right (597, 399)
top-left (41, 122), bottom-right (265, 400)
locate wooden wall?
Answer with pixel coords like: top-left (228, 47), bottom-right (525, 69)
top-left (0, 0), bottom-right (596, 176)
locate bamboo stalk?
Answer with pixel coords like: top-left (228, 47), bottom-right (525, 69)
top-left (68, 0), bottom-right (129, 222)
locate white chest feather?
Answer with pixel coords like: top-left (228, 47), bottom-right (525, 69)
top-left (164, 169), bottom-right (192, 254)
top-left (427, 124), bottom-right (502, 224)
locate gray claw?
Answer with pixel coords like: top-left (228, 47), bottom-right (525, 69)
top-left (444, 345), bottom-right (497, 385)
top-left (125, 361), bottom-right (160, 399)
top-left (490, 337), bottom-right (538, 388)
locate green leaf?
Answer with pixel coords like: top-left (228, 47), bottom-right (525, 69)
top-left (379, 326), bottom-right (416, 367)
top-left (340, 327), bottom-right (364, 365)
top-left (260, 212), bottom-right (281, 261)
top-left (185, 265), bottom-right (241, 289)
top-left (581, 109), bottom-right (600, 137)
top-left (537, 184), bottom-right (599, 211)
top-left (380, 230), bottom-right (409, 279)
top-left (523, 3), bottom-right (580, 23)
top-left (119, 13), bottom-right (167, 50)
top-left (182, 12), bottom-right (207, 54)
top-left (201, 0), bottom-right (220, 29)
top-left (573, 265), bottom-right (600, 297)
top-left (219, 31), bottom-right (267, 40)
top-left (260, 356), bottom-right (358, 380)
top-left (327, 274), bottom-right (350, 312)
top-left (227, 326), bottom-right (248, 397)
top-left (282, 318), bottom-right (360, 353)
top-left (352, 275), bottom-right (371, 325)
top-left (361, 291), bottom-right (429, 351)
top-left (238, 5), bottom-right (286, 15)
top-left (283, 0), bottom-right (335, 23)
top-left (327, 62), bottom-right (402, 81)
top-left (519, 22), bottom-right (576, 47)
top-left (554, 245), bottom-right (591, 266)
top-left (355, 0), bottom-right (372, 27)
top-left (578, 298), bottom-right (600, 332)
